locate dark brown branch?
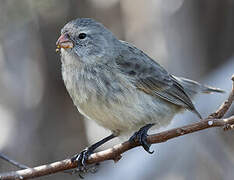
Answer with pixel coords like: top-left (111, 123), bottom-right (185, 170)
top-left (1, 116), bottom-right (234, 180)
top-left (0, 75), bottom-right (233, 180)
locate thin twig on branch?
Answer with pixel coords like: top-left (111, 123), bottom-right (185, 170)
top-left (0, 153), bottom-right (30, 170)
top-left (209, 75), bottom-right (234, 119)
top-left (0, 75), bottom-right (233, 180)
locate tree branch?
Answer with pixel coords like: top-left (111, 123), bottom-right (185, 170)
top-left (0, 75), bottom-right (233, 180)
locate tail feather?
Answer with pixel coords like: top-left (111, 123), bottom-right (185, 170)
top-left (199, 84), bottom-right (225, 94)
top-left (172, 76), bottom-right (225, 98)
top-left (193, 108), bottom-right (202, 119)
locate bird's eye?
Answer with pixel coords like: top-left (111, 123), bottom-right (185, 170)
top-left (78, 33), bottom-right (87, 39)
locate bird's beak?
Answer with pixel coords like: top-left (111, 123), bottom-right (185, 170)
top-left (56, 34), bottom-right (74, 52)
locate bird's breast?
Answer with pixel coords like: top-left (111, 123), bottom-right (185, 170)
top-left (61, 63), bottom-right (137, 131)
top-left (61, 62), bottom-right (179, 134)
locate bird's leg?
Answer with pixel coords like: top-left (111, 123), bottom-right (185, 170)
top-left (71, 134), bottom-right (116, 167)
top-left (129, 123), bottom-right (155, 154)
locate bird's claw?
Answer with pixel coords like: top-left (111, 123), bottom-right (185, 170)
top-left (71, 148), bottom-right (93, 167)
top-left (129, 123), bottom-right (155, 154)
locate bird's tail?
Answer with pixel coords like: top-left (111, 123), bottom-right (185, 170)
top-left (172, 75), bottom-right (225, 98)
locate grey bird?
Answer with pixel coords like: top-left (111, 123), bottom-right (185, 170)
top-left (56, 18), bottom-right (224, 165)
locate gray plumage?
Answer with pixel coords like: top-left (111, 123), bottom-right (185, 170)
top-left (58, 18), bottom-right (223, 136)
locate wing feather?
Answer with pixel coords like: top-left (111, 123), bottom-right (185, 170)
top-left (116, 41), bottom-right (202, 118)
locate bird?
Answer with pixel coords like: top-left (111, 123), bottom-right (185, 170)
top-left (56, 18), bottom-right (224, 166)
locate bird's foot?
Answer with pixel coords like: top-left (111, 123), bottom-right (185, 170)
top-left (129, 123), bottom-right (155, 154)
top-left (71, 147), bottom-right (94, 167)
top-left (64, 162), bottom-right (100, 179)
top-left (71, 134), bottom-right (116, 168)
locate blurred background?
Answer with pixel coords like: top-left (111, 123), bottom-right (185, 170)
top-left (0, 0), bottom-right (234, 179)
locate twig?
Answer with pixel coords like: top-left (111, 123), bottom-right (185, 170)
top-left (0, 75), bottom-right (233, 180)
top-left (209, 75), bottom-right (234, 119)
top-left (0, 153), bottom-right (30, 170)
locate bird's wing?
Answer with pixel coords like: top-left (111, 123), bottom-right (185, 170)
top-left (116, 41), bottom-right (201, 118)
